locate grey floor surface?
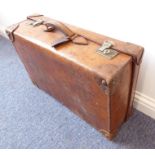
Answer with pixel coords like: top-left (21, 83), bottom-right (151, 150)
top-left (0, 36), bottom-right (155, 149)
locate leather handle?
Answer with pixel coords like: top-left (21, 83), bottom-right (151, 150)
top-left (27, 15), bottom-right (74, 37)
top-left (44, 20), bottom-right (75, 38)
top-left (44, 20), bottom-right (88, 47)
top-left (27, 15), bottom-right (88, 47)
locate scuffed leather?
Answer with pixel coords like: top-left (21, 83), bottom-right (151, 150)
top-left (6, 15), bottom-right (144, 139)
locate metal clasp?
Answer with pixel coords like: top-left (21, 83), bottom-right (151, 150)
top-left (97, 41), bottom-right (119, 59)
top-left (30, 19), bottom-right (44, 27)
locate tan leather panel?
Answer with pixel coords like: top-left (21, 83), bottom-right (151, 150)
top-left (14, 19), bottom-right (131, 85)
top-left (14, 35), bottom-right (110, 131)
top-left (23, 16), bottom-right (144, 64)
top-left (110, 62), bottom-right (132, 131)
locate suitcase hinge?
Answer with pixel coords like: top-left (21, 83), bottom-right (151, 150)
top-left (6, 23), bottom-right (19, 42)
top-left (97, 41), bottom-right (119, 59)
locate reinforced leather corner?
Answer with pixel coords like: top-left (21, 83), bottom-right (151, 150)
top-left (5, 23), bottom-right (19, 42)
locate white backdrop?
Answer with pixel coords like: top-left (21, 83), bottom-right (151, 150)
top-left (0, 0), bottom-right (155, 101)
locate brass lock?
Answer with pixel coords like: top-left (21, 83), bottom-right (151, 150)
top-left (97, 41), bottom-right (119, 59)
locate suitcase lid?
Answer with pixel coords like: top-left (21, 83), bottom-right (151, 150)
top-left (6, 15), bottom-right (144, 85)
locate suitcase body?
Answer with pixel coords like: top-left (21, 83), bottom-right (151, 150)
top-left (6, 14), bottom-right (144, 139)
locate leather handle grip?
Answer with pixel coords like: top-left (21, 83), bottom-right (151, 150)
top-left (44, 20), bottom-right (88, 47)
top-left (27, 15), bottom-right (74, 37)
top-left (27, 15), bottom-right (88, 47)
top-left (44, 20), bottom-right (75, 37)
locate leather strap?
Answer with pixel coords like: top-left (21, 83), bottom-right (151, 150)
top-left (45, 21), bottom-right (74, 37)
top-left (5, 23), bottom-right (19, 42)
top-left (27, 14), bottom-right (74, 37)
top-left (27, 14), bottom-right (44, 19)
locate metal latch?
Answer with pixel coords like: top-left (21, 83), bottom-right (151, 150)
top-left (97, 41), bottom-right (119, 59)
top-left (30, 19), bottom-right (44, 27)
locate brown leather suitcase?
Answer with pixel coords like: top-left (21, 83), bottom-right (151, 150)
top-left (6, 14), bottom-right (144, 139)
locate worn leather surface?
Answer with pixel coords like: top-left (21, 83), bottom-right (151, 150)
top-left (8, 18), bottom-right (132, 85)
top-left (6, 15), bottom-right (143, 139)
top-left (25, 15), bottom-right (144, 65)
